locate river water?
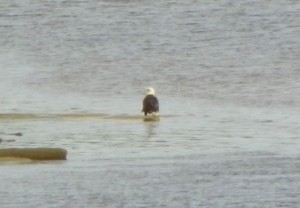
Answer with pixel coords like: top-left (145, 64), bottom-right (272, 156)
top-left (0, 0), bottom-right (300, 207)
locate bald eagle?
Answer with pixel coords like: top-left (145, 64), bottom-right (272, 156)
top-left (142, 87), bottom-right (159, 116)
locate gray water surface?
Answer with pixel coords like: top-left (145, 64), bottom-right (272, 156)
top-left (0, 0), bottom-right (300, 207)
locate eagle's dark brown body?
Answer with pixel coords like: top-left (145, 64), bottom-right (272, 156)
top-left (142, 94), bottom-right (159, 116)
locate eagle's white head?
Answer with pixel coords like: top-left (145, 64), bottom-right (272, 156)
top-left (145, 87), bottom-right (155, 95)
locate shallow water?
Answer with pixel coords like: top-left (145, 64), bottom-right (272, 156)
top-left (1, 0), bottom-right (300, 207)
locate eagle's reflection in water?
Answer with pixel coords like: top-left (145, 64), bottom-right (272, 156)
top-left (144, 122), bottom-right (159, 139)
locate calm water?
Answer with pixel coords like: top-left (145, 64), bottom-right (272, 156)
top-left (0, 0), bottom-right (300, 207)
